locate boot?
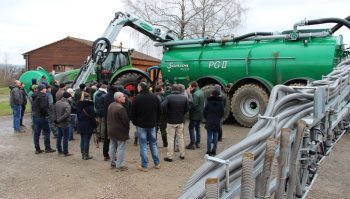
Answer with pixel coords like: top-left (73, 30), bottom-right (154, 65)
top-left (83, 153), bottom-right (93, 160)
top-left (211, 150), bottom-right (216, 157)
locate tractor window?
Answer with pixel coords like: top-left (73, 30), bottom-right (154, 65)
top-left (102, 52), bottom-right (129, 72)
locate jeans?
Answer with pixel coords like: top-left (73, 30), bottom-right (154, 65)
top-left (20, 105), bottom-right (26, 125)
top-left (80, 133), bottom-right (92, 155)
top-left (136, 126), bottom-right (160, 168)
top-left (69, 114), bottom-right (77, 140)
top-left (188, 120), bottom-right (201, 145)
top-left (33, 117), bottom-right (51, 150)
top-left (96, 117), bottom-right (106, 139)
top-left (11, 104), bottom-right (22, 132)
top-left (56, 126), bottom-right (69, 154)
top-left (48, 111), bottom-right (57, 136)
top-left (109, 139), bottom-right (125, 168)
top-left (206, 127), bottom-right (219, 152)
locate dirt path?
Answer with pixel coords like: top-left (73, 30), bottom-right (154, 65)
top-left (0, 115), bottom-right (348, 199)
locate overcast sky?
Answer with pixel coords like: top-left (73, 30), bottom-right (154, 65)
top-left (0, 0), bottom-right (349, 65)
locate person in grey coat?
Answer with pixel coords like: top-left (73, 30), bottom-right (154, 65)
top-left (9, 80), bottom-right (24, 132)
top-left (107, 92), bottom-right (130, 171)
top-left (55, 92), bottom-right (72, 156)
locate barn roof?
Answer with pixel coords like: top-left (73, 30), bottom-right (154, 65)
top-left (22, 36), bottom-right (160, 62)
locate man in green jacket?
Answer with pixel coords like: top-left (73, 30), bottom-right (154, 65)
top-left (186, 81), bottom-right (205, 149)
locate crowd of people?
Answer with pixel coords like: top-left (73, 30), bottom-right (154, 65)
top-left (9, 77), bottom-right (225, 172)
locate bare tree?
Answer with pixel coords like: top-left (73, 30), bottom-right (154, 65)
top-left (190, 0), bottom-right (247, 38)
top-left (123, 0), bottom-right (247, 39)
top-left (0, 52), bottom-right (24, 86)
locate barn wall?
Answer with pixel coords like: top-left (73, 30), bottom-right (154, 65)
top-left (27, 39), bottom-right (90, 72)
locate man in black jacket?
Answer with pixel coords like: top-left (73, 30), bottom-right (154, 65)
top-left (101, 85), bottom-right (119, 161)
top-left (162, 84), bottom-right (189, 162)
top-left (32, 84), bottom-right (56, 154)
top-left (131, 82), bottom-right (161, 171)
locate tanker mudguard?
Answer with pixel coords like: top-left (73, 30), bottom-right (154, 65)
top-left (196, 76), bottom-right (228, 89)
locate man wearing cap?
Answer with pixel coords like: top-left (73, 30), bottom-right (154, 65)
top-left (32, 84), bottom-right (56, 154)
top-left (55, 92), bottom-right (72, 156)
top-left (56, 83), bottom-right (66, 102)
top-left (41, 75), bottom-right (49, 87)
top-left (51, 80), bottom-right (60, 104)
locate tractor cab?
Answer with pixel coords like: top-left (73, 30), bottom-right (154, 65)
top-left (98, 48), bottom-right (131, 83)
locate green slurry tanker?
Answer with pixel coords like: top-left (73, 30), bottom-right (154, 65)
top-left (20, 12), bottom-right (350, 127)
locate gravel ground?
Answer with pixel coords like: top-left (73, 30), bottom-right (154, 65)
top-left (0, 114), bottom-right (349, 199)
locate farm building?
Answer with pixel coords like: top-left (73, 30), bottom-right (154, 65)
top-left (22, 36), bottom-right (160, 73)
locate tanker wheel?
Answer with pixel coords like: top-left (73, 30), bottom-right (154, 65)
top-left (231, 84), bottom-right (269, 127)
top-left (287, 81), bottom-right (307, 87)
top-left (201, 84), bottom-right (231, 122)
top-left (113, 73), bottom-right (149, 102)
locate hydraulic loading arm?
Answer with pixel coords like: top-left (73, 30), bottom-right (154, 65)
top-left (71, 11), bottom-right (177, 90)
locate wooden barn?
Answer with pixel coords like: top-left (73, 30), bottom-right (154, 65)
top-left (22, 36), bottom-right (161, 73)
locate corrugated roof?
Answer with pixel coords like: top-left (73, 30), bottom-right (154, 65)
top-left (22, 36), bottom-right (161, 62)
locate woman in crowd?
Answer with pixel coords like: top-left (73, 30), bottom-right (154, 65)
top-left (203, 89), bottom-right (224, 156)
top-left (77, 88), bottom-right (97, 160)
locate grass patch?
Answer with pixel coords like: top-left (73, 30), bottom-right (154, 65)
top-left (0, 87), bottom-right (9, 95)
top-left (0, 87), bottom-right (10, 95)
top-left (0, 101), bottom-right (12, 116)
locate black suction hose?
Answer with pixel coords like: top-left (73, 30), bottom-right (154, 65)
top-left (304, 17), bottom-right (350, 33)
top-left (331, 15), bottom-right (350, 34)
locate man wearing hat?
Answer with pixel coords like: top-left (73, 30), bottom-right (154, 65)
top-left (32, 84), bottom-right (56, 154)
top-left (56, 83), bottom-right (66, 101)
top-left (55, 92), bottom-right (73, 156)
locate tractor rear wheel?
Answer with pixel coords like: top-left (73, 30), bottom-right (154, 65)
top-left (231, 84), bottom-right (269, 127)
top-left (201, 84), bottom-right (231, 122)
top-left (113, 73), bottom-right (148, 101)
